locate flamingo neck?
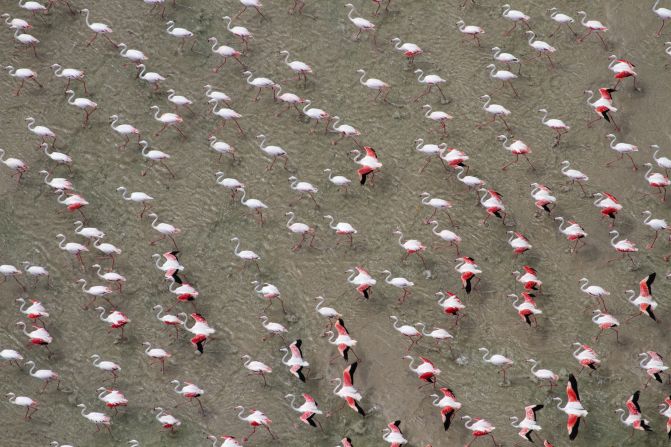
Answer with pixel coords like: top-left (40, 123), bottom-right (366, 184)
top-left (481, 349), bottom-right (490, 361)
top-left (233, 239), bottom-right (241, 255)
top-left (118, 44), bottom-right (127, 56)
top-left (80, 405), bottom-right (88, 416)
top-left (527, 32), bottom-right (535, 45)
top-left (150, 213), bottom-right (159, 228)
top-left (239, 189), bottom-right (247, 204)
top-left (330, 116), bottom-right (341, 131)
top-left (645, 164), bottom-right (654, 179)
top-left (579, 12), bottom-right (588, 26)
top-left (384, 271), bottom-right (393, 283)
top-left (578, 278), bottom-right (588, 291)
top-left (610, 231), bottom-right (619, 246)
top-left (209, 38), bottom-right (219, 52)
top-left (332, 378), bottom-right (342, 394)
top-left (424, 106), bottom-right (432, 118)
top-left (346, 5), bottom-right (355, 20)
top-left (358, 70), bottom-right (367, 86)
top-left (286, 213), bottom-right (294, 228)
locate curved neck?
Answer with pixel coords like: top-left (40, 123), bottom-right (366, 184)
top-left (287, 394), bottom-right (298, 410)
top-left (98, 308), bottom-right (107, 321)
top-left (152, 107), bottom-right (161, 120)
top-left (384, 271), bottom-right (393, 283)
top-left (608, 134), bottom-right (617, 148)
top-left (579, 278), bottom-right (588, 291)
top-left (332, 378), bottom-right (342, 394)
top-left (150, 213), bottom-right (159, 228)
top-left (527, 32), bottom-right (535, 44)
top-left (27, 362), bottom-right (36, 376)
top-left (80, 405), bottom-right (88, 416)
top-left (556, 217), bottom-right (566, 232)
top-left (481, 96), bottom-right (491, 110)
top-left (67, 90), bottom-right (76, 105)
top-left (26, 118), bottom-right (35, 130)
top-left (330, 116), bottom-right (341, 131)
top-left (481, 349), bottom-right (490, 361)
top-left (302, 100), bottom-right (311, 112)
top-left (579, 12), bottom-right (588, 26)
top-left (80, 280), bottom-right (88, 292)
top-left (210, 38), bottom-right (218, 51)
top-left (42, 144), bottom-right (51, 156)
top-left (645, 164), bottom-right (654, 179)
top-left (286, 213), bottom-right (294, 228)
top-left (489, 65), bottom-right (497, 77)
top-left (424, 106), bottom-right (432, 118)
top-left (416, 70), bottom-right (424, 82)
top-left (642, 212), bottom-right (651, 224)
top-left (315, 296), bottom-right (325, 311)
top-left (510, 417), bottom-right (519, 427)
top-left (245, 72), bottom-right (253, 84)
top-left (429, 221), bottom-right (440, 235)
top-left (397, 232), bottom-right (404, 246)
top-left (555, 399), bottom-right (564, 410)
top-left (585, 90), bottom-right (595, 106)
top-left (94, 264), bottom-right (104, 278)
top-left (110, 116), bottom-right (119, 130)
top-left (257, 135), bottom-right (267, 149)
top-left (346, 5), bottom-right (355, 20)
top-left (654, 0), bottom-right (661, 12)
top-left (358, 70), bottom-right (366, 85)
top-left (572, 345), bottom-right (583, 358)
top-left (239, 189), bottom-right (247, 204)
top-left (390, 316), bottom-right (400, 329)
top-left (610, 231), bottom-right (619, 246)
top-left (83, 9), bottom-right (91, 27)
top-left (155, 306), bottom-right (163, 319)
top-left (626, 290), bottom-right (636, 302)
top-left (138, 65), bottom-right (146, 78)
top-left (118, 44), bottom-right (127, 56)
top-left (282, 51), bottom-right (291, 65)
top-left (405, 356), bottom-right (417, 372)
top-left (233, 238), bottom-right (241, 255)
top-left (326, 215), bottom-right (336, 229)
top-left (529, 360), bottom-right (538, 373)
top-left (52, 65), bottom-right (63, 76)
top-left (224, 17), bottom-right (233, 31)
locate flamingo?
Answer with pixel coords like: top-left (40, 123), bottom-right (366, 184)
top-left (381, 270), bottom-right (414, 303)
top-left (260, 315), bottom-right (288, 342)
top-left (167, 277), bottom-right (198, 310)
top-left (382, 420), bottom-right (408, 446)
top-left (390, 37), bottom-right (422, 63)
top-left (0, 349), bottom-right (23, 367)
top-left (152, 305), bottom-right (184, 337)
top-left (578, 277), bottom-right (610, 310)
top-left (371, 0), bottom-right (391, 16)
top-left (150, 105), bottom-right (185, 139)
top-left (420, 192), bottom-right (455, 226)
top-left (325, 319), bottom-right (360, 362)
top-left (346, 267), bottom-right (376, 300)
top-left (415, 139), bottom-right (448, 173)
top-left (324, 168), bottom-right (352, 192)
top-left (356, 68), bottom-right (390, 102)
top-left (608, 230), bottom-right (638, 264)
top-left (165, 21), bottom-right (196, 50)
top-left (510, 404), bottom-right (544, 443)
top-left (207, 37), bottom-right (244, 72)
top-left (230, 237), bottom-right (260, 271)
top-left (507, 231), bottom-right (531, 255)
top-left (577, 11), bottom-right (608, 49)
top-left (204, 84), bottom-right (232, 105)
top-left (538, 108), bottom-right (569, 147)
top-left (64, 90), bottom-right (97, 127)
top-left (302, 99), bottom-right (331, 134)
top-left (16, 322), bottom-right (52, 355)
top-left (139, 140), bottom-right (174, 178)
top-left (593, 192), bottom-right (622, 225)
top-left (152, 251), bottom-right (184, 284)
top-left (411, 69), bottom-right (447, 101)
top-left (109, 115), bottom-right (140, 149)
top-left (89, 264), bottom-right (126, 292)
top-left (171, 380), bottom-right (205, 414)
top-left (479, 347), bottom-right (513, 382)
top-left (79, 9), bottom-right (115, 47)
top-left (394, 228), bottom-right (427, 267)
top-left (0, 149), bottom-right (28, 183)
top-left (40, 171), bottom-right (71, 191)
top-left (77, 403), bottom-right (111, 432)
top-left (530, 183), bottom-right (556, 214)
top-left (242, 354), bottom-right (272, 385)
top-left (653, 0), bottom-right (671, 36)
top-left (183, 313), bottom-right (215, 353)
top-left (274, 85), bottom-right (304, 116)
top-left (390, 315), bottom-right (422, 351)
top-left (96, 388), bottom-right (127, 414)
top-left (403, 355), bottom-right (441, 388)
top-left (659, 396), bottom-right (671, 439)
top-left (501, 4), bottom-right (531, 35)
top-left (422, 104), bottom-right (453, 137)
top-left (285, 212), bottom-right (315, 251)
top-left (344, 3), bottom-right (376, 42)
top-left (136, 64), bottom-right (165, 91)
top-left (324, 214), bottom-right (357, 247)
top-left (93, 238), bottom-right (121, 269)
top-left (280, 339), bottom-right (309, 382)
top-left (641, 210), bottom-right (668, 248)
top-left (235, 406), bottom-right (276, 441)
top-left (288, 176), bottom-right (319, 206)
top-left (256, 134), bottom-right (287, 171)
top-left (25, 117), bottom-right (56, 147)
top-left (243, 70), bottom-right (277, 102)
top-left (147, 213), bottom-right (180, 248)
top-left (351, 147), bottom-right (382, 185)
top-left (7, 392), bottom-right (38, 419)
top-left (238, 188), bottom-right (268, 224)
top-left (491, 47), bottom-right (520, 72)
top-left (643, 163), bottom-right (670, 201)
top-left (222, 16), bottom-right (252, 50)
top-left (117, 186), bottom-right (153, 218)
top-left (56, 189), bottom-right (88, 219)
top-left (252, 281), bottom-right (284, 312)
top-left (606, 134), bottom-right (638, 170)
top-left (427, 221), bottom-right (461, 256)
top-left (0, 265), bottom-right (24, 291)
top-left (329, 362), bottom-right (365, 416)
top-left (1, 14), bottom-right (31, 30)
top-left (526, 32), bottom-right (556, 68)
top-left (512, 265), bottom-right (542, 292)
top-left (616, 391), bottom-right (653, 434)
top-left (456, 19), bottom-right (485, 46)
top-left (215, 171), bottom-right (244, 200)
top-left (142, 342), bottom-right (171, 373)
top-left (461, 415), bottom-right (499, 447)
top-left (117, 43), bottom-right (147, 74)
top-left (210, 100), bottom-right (244, 135)
top-left (51, 64), bottom-right (87, 93)
top-left (16, 298), bottom-right (48, 324)
top-left (13, 27), bottom-right (39, 57)
top-left (286, 393), bottom-right (322, 429)
top-left (166, 89), bottom-right (195, 115)
top-left (5, 65), bottom-right (42, 95)
top-left (154, 407), bottom-right (181, 432)
top-left (95, 307), bottom-right (130, 339)
top-left (486, 64), bottom-right (518, 96)
top-left (560, 160), bottom-right (589, 195)
top-left (477, 95), bottom-right (511, 131)
top-left (24, 360), bottom-right (59, 392)
top-left (90, 354), bottom-right (121, 381)
top-left (455, 257), bottom-right (482, 293)
top-left (625, 272), bottom-right (658, 322)
top-left (639, 351), bottom-right (669, 386)
top-left (554, 374), bottom-right (587, 440)
top-left (547, 8), bottom-right (576, 36)
top-left (572, 343), bottom-right (601, 374)
top-left (56, 234), bottom-right (88, 270)
top-left (314, 296), bottom-right (341, 332)
top-left (479, 189), bottom-right (508, 226)
top-left (431, 388), bottom-right (462, 431)
top-left (527, 358), bottom-right (558, 388)
top-left (651, 144), bottom-right (671, 176)
top-left (280, 50), bottom-right (312, 83)
top-left (509, 293), bottom-right (542, 326)
top-left (436, 292), bottom-right (466, 326)
top-left (21, 262), bottom-right (49, 286)
top-left (591, 310), bottom-right (620, 341)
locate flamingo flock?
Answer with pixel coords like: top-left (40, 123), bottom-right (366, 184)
top-left (2, 1), bottom-right (671, 446)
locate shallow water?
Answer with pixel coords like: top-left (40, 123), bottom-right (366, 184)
top-left (1, 0), bottom-right (671, 446)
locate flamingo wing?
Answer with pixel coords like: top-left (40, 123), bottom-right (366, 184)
top-left (363, 146), bottom-right (378, 159)
top-left (335, 318), bottom-right (349, 336)
top-left (290, 339), bottom-right (304, 358)
top-left (598, 87), bottom-right (615, 100)
top-left (343, 361), bottom-right (358, 387)
top-left (519, 427), bottom-right (532, 442)
top-left (388, 419), bottom-right (402, 433)
top-left (163, 250), bottom-right (179, 261)
top-left (639, 272), bottom-right (655, 297)
top-left (567, 414), bottom-right (581, 440)
top-left (522, 265), bottom-right (537, 275)
top-left (525, 404), bottom-right (544, 421)
top-left (603, 192), bottom-right (619, 203)
top-left (440, 387), bottom-right (456, 399)
top-left (441, 407), bottom-right (455, 431)
top-left (626, 391), bottom-right (641, 415)
top-left (567, 373), bottom-right (580, 402)
top-left (419, 356), bottom-right (435, 368)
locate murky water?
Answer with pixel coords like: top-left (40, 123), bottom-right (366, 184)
top-left (2, 0), bottom-right (671, 446)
